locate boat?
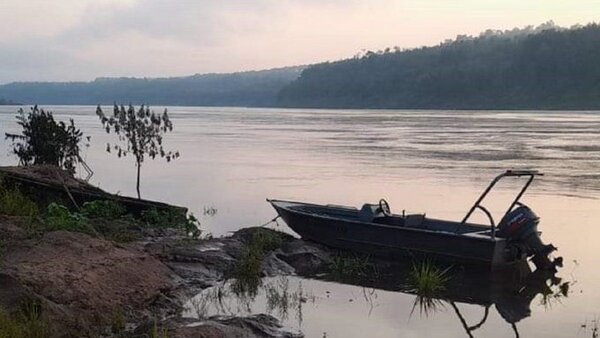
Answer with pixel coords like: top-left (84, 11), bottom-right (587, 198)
top-left (268, 170), bottom-right (562, 270)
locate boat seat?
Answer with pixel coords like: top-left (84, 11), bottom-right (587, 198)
top-left (404, 214), bottom-right (426, 228)
top-left (359, 204), bottom-right (385, 223)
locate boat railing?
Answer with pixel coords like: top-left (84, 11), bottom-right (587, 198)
top-left (458, 170), bottom-right (543, 238)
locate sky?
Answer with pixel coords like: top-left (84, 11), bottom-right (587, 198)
top-left (0, 0), bottom-right (599, 84)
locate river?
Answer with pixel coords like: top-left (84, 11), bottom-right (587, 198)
top-left (1, 106), bottom-right (599, 337)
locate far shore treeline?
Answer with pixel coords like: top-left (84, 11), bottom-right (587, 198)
top-left (2, 22), bottom-right (600, 110)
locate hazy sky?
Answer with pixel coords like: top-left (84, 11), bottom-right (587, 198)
top-left (0, 0), bottom-right (598, 83)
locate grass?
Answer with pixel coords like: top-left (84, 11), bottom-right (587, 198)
top-left (110, 308), bottom-right (126, 334)
top-left (0, 299), bottom-right (51, 338)
top-left (328, 253), bottom-right (378, 281)
top-left (0, 239), bottom-right (5, 263)
top-left (407, 260), bottom-right (450, 297)
top-left (149, 320), bottom-right (169, 338)
top-left (0, 182), bottom-right (39, 218)
top-left (230, 229), bottom-right (286, 295)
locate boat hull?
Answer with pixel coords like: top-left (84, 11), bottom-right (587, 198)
top-left (270, 200), bottom-right (515, 269)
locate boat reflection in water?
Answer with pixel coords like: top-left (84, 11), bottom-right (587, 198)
top-left (398, 261), bottom-right (569, 337)
top-left (183, 260), bottom-right (570, 337)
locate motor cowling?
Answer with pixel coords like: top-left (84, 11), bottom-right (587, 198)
top-left (497, 205), bottom-right (560, 270)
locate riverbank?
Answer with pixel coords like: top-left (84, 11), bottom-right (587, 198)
top-left (0, 166), bottom-right (333, 337)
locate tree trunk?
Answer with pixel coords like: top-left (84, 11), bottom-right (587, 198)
top-left (136, 161), bottom-right (141, 199)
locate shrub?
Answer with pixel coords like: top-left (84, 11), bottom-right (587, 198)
top-left (141, 208), bottom-right (201, 238)
top-left (5, 106), bottom-right (88, 174)
top-left (81, 200), bottom-right (125, 219)
top-left (45, 203), bottom-right (91, 234)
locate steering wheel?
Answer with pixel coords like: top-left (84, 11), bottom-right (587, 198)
top-left (378, 199), bottom-right (391, 216)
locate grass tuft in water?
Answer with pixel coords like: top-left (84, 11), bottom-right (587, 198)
top-left (407, 260), bottom-right (450, 297)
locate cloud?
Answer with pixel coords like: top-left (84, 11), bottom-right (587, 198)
top-left (0, 0), bottom-right (599, 83)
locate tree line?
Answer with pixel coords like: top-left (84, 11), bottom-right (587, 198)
top-left (278, 22), bottom-right (600, 109)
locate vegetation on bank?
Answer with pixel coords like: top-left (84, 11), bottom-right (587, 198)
top-left (0, 98), bottom-right (20, 105)
top-left (279, 22), bottom-right (600, 109)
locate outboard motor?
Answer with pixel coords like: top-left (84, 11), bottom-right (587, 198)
top-left (497, 205), bottom-right (561, 270)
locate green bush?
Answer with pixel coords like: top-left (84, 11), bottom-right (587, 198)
top-left (45, 203), bottom-right (90, 234)
top-left (81, 200), bottom-right (125, 219)
top-left (141, 208), bottom-right (201, 238)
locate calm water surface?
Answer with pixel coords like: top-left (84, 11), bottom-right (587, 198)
top-left (1, 106), bottom-right (599, 337)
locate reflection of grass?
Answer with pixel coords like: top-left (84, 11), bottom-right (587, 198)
top-left (410, 295), bottom-right (446, 317)
top-left (188, 277), bottom-right (313, 328)
top-left (408, 260), bottom-right (450, 297)
top-left (329, 254), bottom-right (378, 281)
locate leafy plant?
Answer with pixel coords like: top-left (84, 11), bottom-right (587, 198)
top-left (45, 203), bottom-right (91, 234)
top-left (5, 106), bottom-right (88, 174)
top-left (96, 104), bottom-right (179, 199)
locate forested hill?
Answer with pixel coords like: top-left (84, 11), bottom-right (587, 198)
top-left (0, 66), bottom-right (302, 107)
top-left (278, 23), bottom-right (600, 109)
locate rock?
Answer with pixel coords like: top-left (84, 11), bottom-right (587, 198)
top-left (169, 314), bottom-right (303, 338)
top-left (276, 239), bottom-right (333, 275)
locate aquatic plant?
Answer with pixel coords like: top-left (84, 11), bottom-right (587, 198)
top-left (96, 104), bottom-right (179, 199)
top-left (328, 254), bottom-right (378, 281)
top-left (407, 260), bottom-right (450, 297)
